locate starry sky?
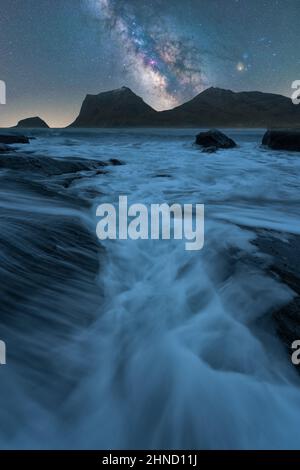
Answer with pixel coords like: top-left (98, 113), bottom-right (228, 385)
top-left (0, 0), bottom-right (299, 127)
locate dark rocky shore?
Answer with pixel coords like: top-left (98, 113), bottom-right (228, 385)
top-left (0, 139), bottom-right (124, 404)
top-left (253, 230), bottom-right (300, 353)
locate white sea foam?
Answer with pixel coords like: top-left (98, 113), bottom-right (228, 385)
top-left (0, 129), bottom-right (300, 449)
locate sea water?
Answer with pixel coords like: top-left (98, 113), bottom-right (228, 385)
top-left (0, 128), bottom-right (300, 449)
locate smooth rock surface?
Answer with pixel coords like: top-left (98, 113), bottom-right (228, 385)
top-left (195, 129), bottom-right (237, 150)
top-left (262, 129), bottom-right (300, 151)
top-left (0, 134), bottom-right (30, 144)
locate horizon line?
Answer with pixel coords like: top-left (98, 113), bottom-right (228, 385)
top-left (0, 85), bottom-right (292, 129)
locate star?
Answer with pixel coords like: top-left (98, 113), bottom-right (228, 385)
top-left (236, 62), bottom-right (245, 72)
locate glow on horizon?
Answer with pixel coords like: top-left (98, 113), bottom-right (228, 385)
top-left (0, 86), bottom-right (293, 129)
top-left (0, 108), bottom-right (78, 129)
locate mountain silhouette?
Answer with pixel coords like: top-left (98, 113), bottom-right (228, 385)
top-left (70, 87), bottom-right (157, 127)
top-left (68, 86), bottom-right (300, 128)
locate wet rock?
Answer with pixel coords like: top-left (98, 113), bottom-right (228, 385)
top-left (262, 129), bottom-right (300, 151)
top-left (61, 169), bottom-right (107, 189)
top-left (107, 158), bottom-right (124, 166)
top-left (0, 153), bottom-right (106, 176)
top-left (201, 146), bottom-right (218, 153)
top-left (0, 144), bottom-right (12, 152)
top-left (195, 129), bottom-right (237, 150)
top-left (0, 134), bottom-right (30, 144)
top-left (253, 230), bottom-right (300, 354)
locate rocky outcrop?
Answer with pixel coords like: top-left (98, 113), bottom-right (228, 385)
top-left (0, 153), bottom-right (110, 175)
top-left (15, 116), bottom-right (49, 128)
top-left (0, 134), bottom-right (30, 144)
top-left (262, 129), bottom-right (300, 151)
top-left (195, 129), bottom-right (237, 151)
top-left (0, 144), bottom-right (12, 152)
top-left (253, 231), bottom-right (300, 357)
top-left (0, 149), bottom-right (105, 398)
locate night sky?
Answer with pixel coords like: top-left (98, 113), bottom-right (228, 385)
top-left (1, 0), bottom-right (299, 127)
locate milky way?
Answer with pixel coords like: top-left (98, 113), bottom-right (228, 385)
top-left (86, 0), bottom-right (206, 110)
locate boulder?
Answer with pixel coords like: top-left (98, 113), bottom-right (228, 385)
top-left (262, 129), bottom-right (300, 151)
top-left (195, 129), bottom-right (237, 150)
top-left (0, 134), bottom-right (30, 144)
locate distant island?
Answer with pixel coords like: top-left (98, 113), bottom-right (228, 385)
top-left (8, 87), bottom-right (300, 129)
top-left (14, 116), bottom-right (49, 128)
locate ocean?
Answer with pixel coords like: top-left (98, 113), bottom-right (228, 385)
top-left (0, 128), bottom-right (300, 449)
